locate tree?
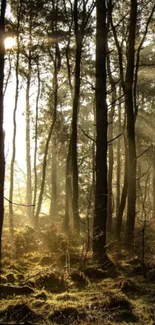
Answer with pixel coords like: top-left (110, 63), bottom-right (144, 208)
top-left (71, 0), bottom-right (85, 233)
top-left (107, 50), bottom-right (116, 232)
top-left (92, 0), bottom-right (108, 262)
top-left (109, 0), bottom-right (155, 246)
top-left (63, 8), bottom-right (73, 232)
top-left (0, 0), bottom-right (6, 273)
top-left (34, 20), bottom-right (61, 224)
top-left (33, 56), bottom-right (40, 217)
top-left (124, 0), bottom-right (137, 247)
top-left (9, 0), bottom-right (21, 238)
top-left (25, 19), bottom-right (33, 221)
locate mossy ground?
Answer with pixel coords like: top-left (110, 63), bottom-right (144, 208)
top-left (1, 224), bottom-right (155, 324)
top-left (1, 256), bottom-right (155, 324)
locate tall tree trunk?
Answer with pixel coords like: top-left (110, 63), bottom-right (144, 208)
top-left (33, 59), bottom-right (40, 220)
top-left (107, 90), bottom-right (116, 232)
top-left (116, 86), bottom-right (122, 217)
top-left (125, 0), bottom-right (137, 248)
top-left (92, 99), bottom-right (96, 202)
top-left (153, 146), bottom-right (155, 219)
top-left (49, 136), bottom-right (57, 221)
top-left (64, 139), bottom-right (72, 232)
top-left (26, 64), bottom-right (32, 221)
top-left (3, 53), bottom-right (11, 96)
top-left (25, 18), bottom-right (33, 221)
top-left (49, 45), bottom-right (58, 222)
top-left (9, 2), bottom-right (21, 238)
top-left (0, 0), bottom-right (6, 274)
top-left (106, 43), bottom-right (116, 233)
top-left (92, 0), bottom-right (108, 262)
top-left (35, 120), bottom-right (55, 225)
top-left (116, 133), bottom-right (128, 239)
top-left (35, 44), bottom-right (58, 225)
top-left (64, 29), bottom-right (73, 233)
top-left (71, 0), bottom-right (83, 233)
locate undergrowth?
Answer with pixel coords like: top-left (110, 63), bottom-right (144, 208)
top-left (1, 222), bottom-right (155, 324)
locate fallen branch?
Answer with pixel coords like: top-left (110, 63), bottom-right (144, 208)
top-left (0, 284), bottom-right (34, 296)
top-left (21, 270), bottom-right (41, 285)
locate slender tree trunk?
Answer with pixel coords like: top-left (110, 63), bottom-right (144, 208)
top-left (93, 0), bottom-right (108, 262)
top-left (116, 133), bottom-right (128, 239)
top-left (64, 30), bottom-right (73, 233)
top-left (33, 59), bottom-right (40, 220)
top-left (71, 0), bottom-right (83, 233)
top-left (9, 3), bottom-right (21, 238)
top-left (0, 0), bottom-right (6, 274)
top-left (125, 0), bottom-right (137, 248)
top-left (25, 18), bottom-right (33, 221)
top-left (116, 87), bottom-right (122, 217)
top-left (49, 46), bottom-right (58, 222)
top-left (106, 46), bottom-right (116, 232)
top-left (35, 120), bottom-right (55, 225)
top-left (153, 146), bottom-right (155, 219)
top-left (49, 136), bottom-right (57, 221)
top-left (26, 69), bottom-right (32, 220)
top-left (64, 139), bottom-right (72, 232)
top-left (107, 91), bottom-right (116, 232)
top-left (92, 99), bottom-right (96, 200)
top-left (35, 45), bottom-right (58, 225)
top-left (3, 53), bottom-right (11, 96)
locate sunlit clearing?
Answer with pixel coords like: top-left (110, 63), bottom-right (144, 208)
top-left (4, 37), bottom-right (16, 49)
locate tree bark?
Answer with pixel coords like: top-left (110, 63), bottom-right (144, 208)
top-left (152, 146), bottom-right (155, 219)
top-left (64, 139), bottom-right (72, 232)
top-left (125, 0), bottom-right (137, 248)
top-left (92, 0), bottom-right (108, 262)
top-left (26, 65), bottom-right (32, 220)
top-left (64, 25), bottom-right (73, 233)
top-left (49, 136), bottom-right (57, 221)
top-left (35, 44), bottom-right (58, 225)
top-left (71, 0), bottom-right (83, 233)
top-left (0, 0), bottom-right (6, 274)
top-left (35, 120), bottom-right (55, 225)
top-left (116, 86), bottom-right (122, 217)
top-left (116, 133), bottom-right (128, 239)
top-left (107, 87), bottom-right (116, 232)
top-left (33, 59), bottom-right (40, 220)
top-left (25, 18), bottom-right (33, 221)
top-left (9, 2), bottom-right (21, 238)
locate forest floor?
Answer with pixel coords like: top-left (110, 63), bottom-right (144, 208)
top-left (1, 225), bottom-right (155, 324)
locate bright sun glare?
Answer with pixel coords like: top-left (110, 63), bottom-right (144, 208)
top-left (4, 37), bottom-right (16, 49)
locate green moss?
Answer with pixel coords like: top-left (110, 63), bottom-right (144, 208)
top-left (36, 271), bottom-right (67, 293)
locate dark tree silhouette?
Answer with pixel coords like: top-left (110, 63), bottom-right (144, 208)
top-left (92, 0), bottom-right (108, 262)
top-left (0, 0), bottom-right (6, 273)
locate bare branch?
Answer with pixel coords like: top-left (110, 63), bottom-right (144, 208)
top-left (108, 133), bottom-right (123, 145)
top-left (4, 196), bottom-right (35, 207)
top-left (79, 127), bottom-right (123, 145)
top-left (136, 145), bottom-right (152, 159)
top-left (79, 125), bottom-right (95, 142)
top-left (136, 164), bottom-right (152, 180)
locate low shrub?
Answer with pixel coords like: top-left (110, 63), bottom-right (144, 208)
top-left (13, 226), bottom-right (38, 258)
